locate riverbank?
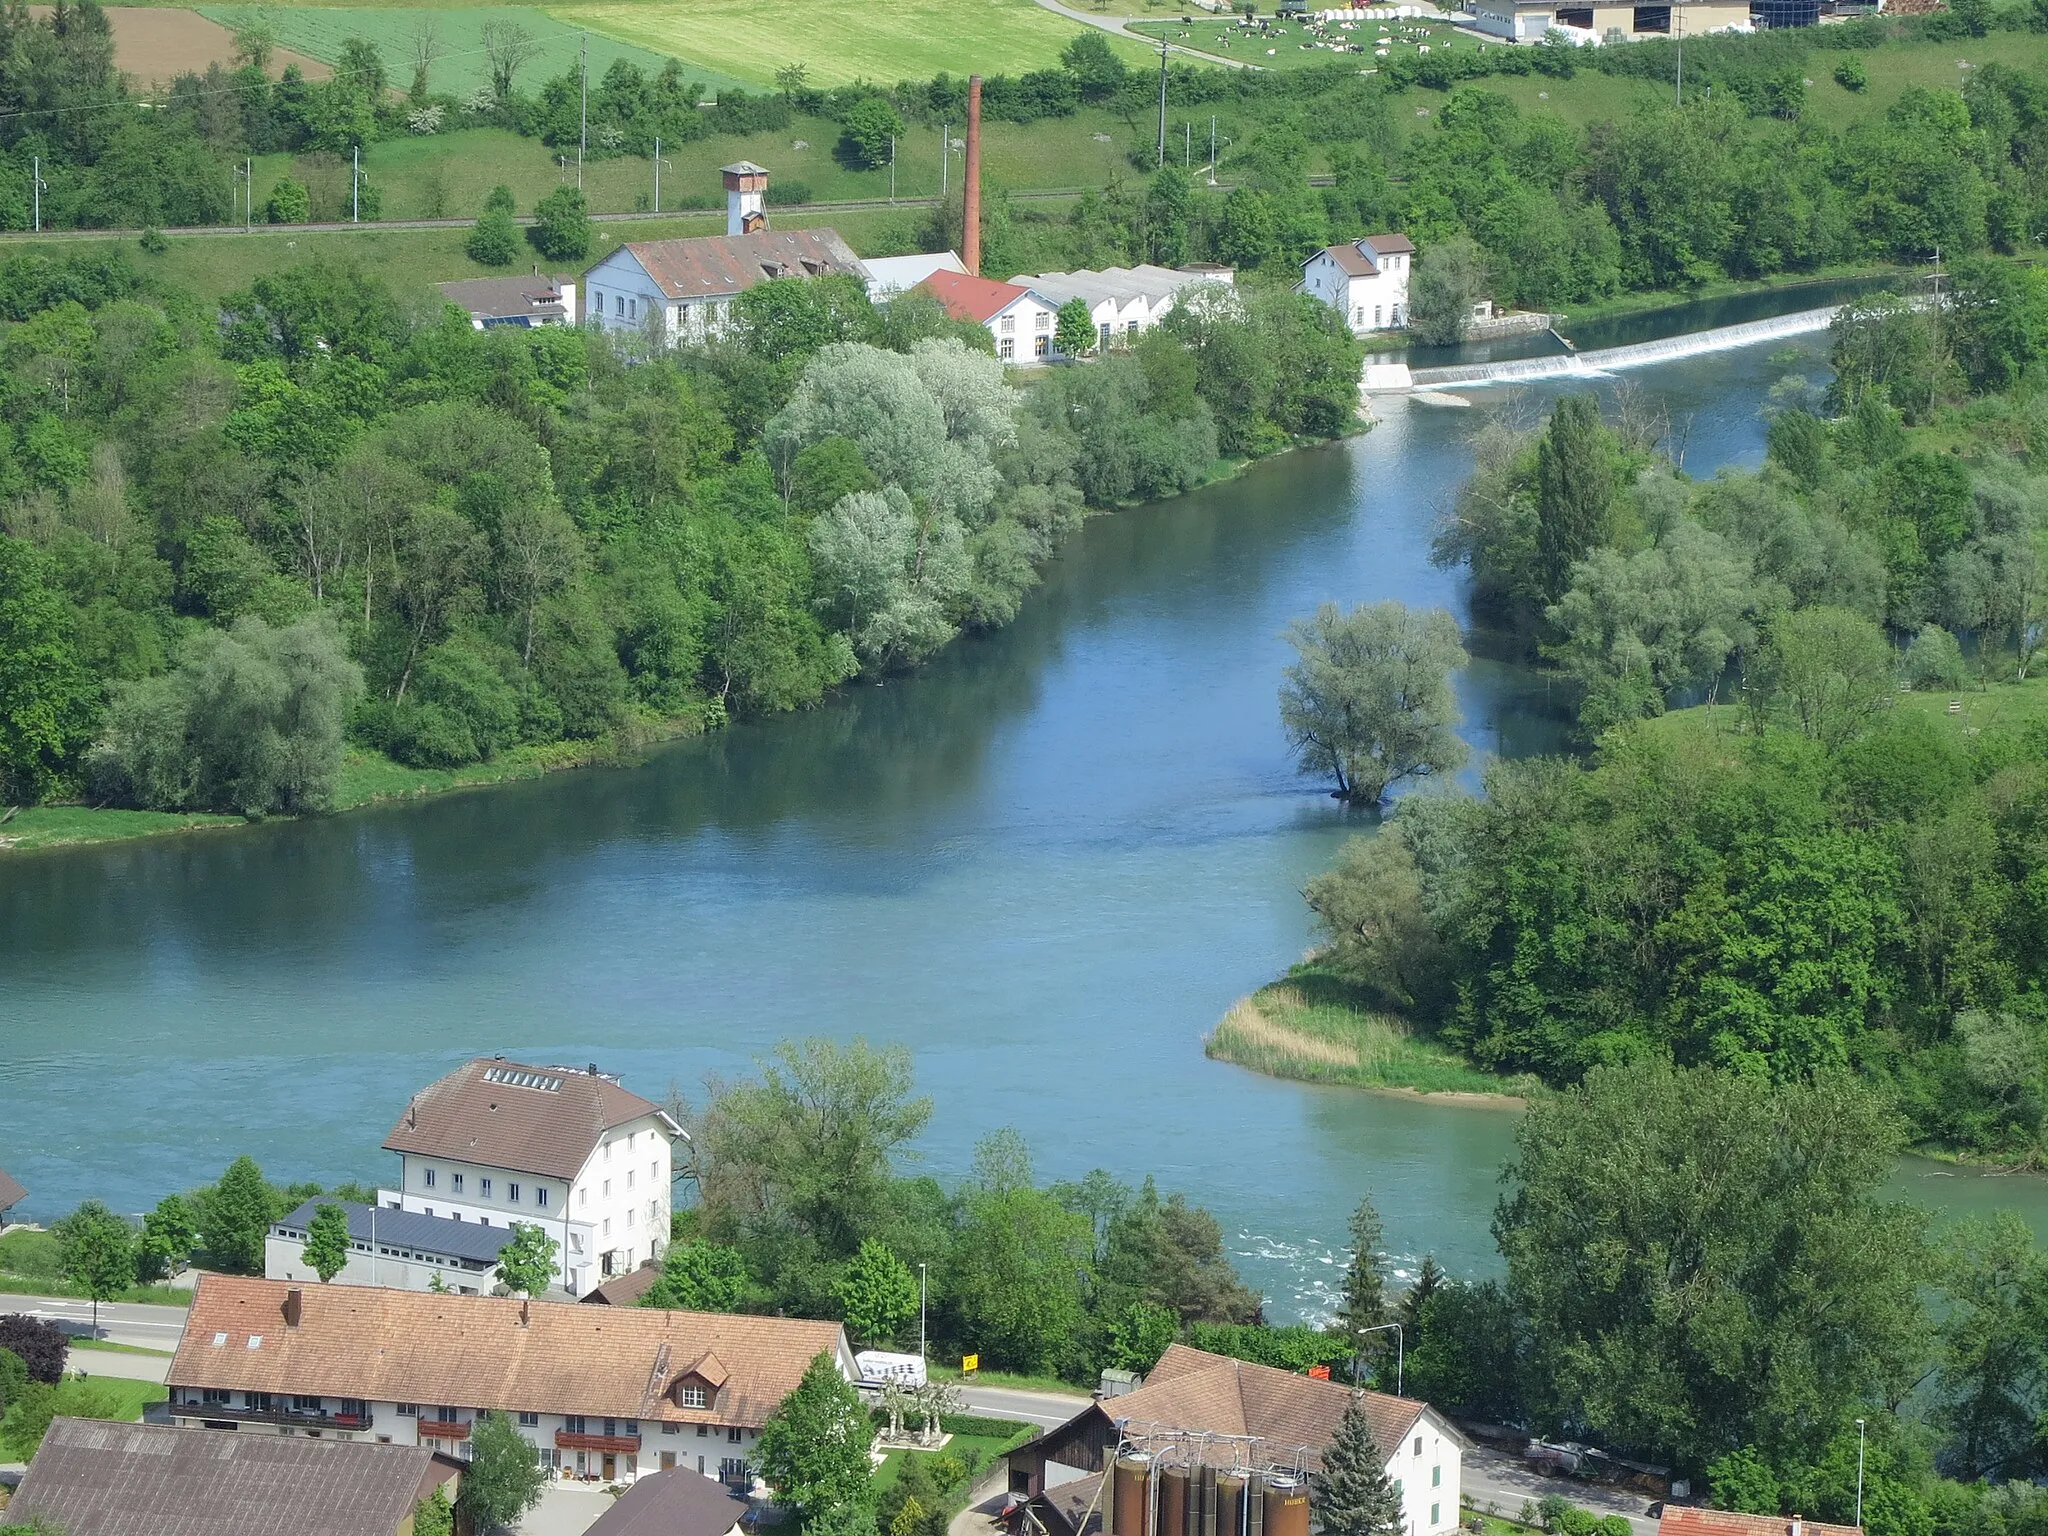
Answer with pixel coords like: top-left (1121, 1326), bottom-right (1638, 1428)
top-left (0, 713), bottom-right (708, 855)
top-left (1204, 964), bottom-right (1537, 1102)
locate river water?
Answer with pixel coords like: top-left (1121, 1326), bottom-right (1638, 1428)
top-left (4, 329), bottom-right (2043, 1321)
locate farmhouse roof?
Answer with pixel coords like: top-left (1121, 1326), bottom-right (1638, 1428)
top-left (437, 276), bottom-right (573, 323)
top-left (582, 1260), bottom-right (664, 1306)
top-left (169, 1275), bottom-right (849, 1428)
top-left (0, 1168), bottom-right (24, 1214)
top-left (381, 1057), bottom-right (671, 1181)
top-left (1658, 1513), bottom-right (1862, 1536)
top-left (608, 228), bottom-right (867, 301)
top-left (5, 1417), bottom-right (459, 1536)
top-left (583, 1469), bottom-right (750, 1536)
top-left (1306, 235), bottom-right (1411, 276)
top-left (273, 1199), bottom-right (515, 1267)
top-left (1095, 1344), bottom-right (1443, 1469)
top-left (915, 269), bottom-right (1041, 324)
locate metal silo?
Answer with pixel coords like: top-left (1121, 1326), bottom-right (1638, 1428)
top-left (1113, 1456), bottom-right (1154, 1536)
top-left (1263, 1477), bottom-right (1311, 1536)
top-left (1160, 1464), bottom-right (1191, 1536)
top-left (1217, 1472), bottom-right (1247, 1536)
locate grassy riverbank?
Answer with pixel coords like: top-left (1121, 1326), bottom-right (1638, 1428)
top-left (1205, 963), bottom-right (1535, 1101)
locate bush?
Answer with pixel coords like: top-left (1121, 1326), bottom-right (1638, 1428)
top-left (527, 187), bottom-right (590, 262)
top-left (266, 178), bottom-right (310, 224)
top-left (0, 1315), bottom-right (66, 1384)
top-left (466, 207), bottom-right (519, 267)
top-left (1834, 55), bottom-right (1867, 89)
top-left (765, 180), bottom-right (813, 207)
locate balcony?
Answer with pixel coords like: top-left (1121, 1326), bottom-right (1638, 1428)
top-left (556, 1430), bottom-right (643, 1454)
top-left (418, 1419), bottom-right (473, 1442)
top-left (173, 1400), bottom-right (369, 1432)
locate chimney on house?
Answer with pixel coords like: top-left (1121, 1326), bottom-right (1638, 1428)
top-left (963, 76), bottom-right (983, 277)
top-left (1789, 1519), bottom-right (1804, 1536)
top-left (723, 162), bottom-right (769, 236)
top-left (519, 1298), bottom-right (531, 1327)
top-left (283, 1288), bottom-right (303, 1329)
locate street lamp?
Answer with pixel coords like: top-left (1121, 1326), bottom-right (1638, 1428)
top-left (918, 1262), bottom-right (927, 1363)
top-left (1855, 1418), bottom-right (1866, 1529)
top-left (1356, 1322), bottom-right (1403, 1397)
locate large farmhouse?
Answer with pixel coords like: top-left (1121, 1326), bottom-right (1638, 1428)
top-left (166, 1275), bottom-right (856, 1491)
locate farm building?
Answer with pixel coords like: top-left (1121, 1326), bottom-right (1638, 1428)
top-left (913, 270), bottom-right (1063, 364)
top-left (437, 276), bottom-right (577, 330)
top-left (1008, 265), bottom-right (1233, 350)
top-left (1300, 233), bottom-right (1413, 334)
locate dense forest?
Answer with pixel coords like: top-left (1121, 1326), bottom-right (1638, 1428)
top-left (8, 0), bottom-right (2048, 312)
top-left (0, 250), bottom-right (1359, 813)
top-left (1299, 274), bottom-right (2048, 1163)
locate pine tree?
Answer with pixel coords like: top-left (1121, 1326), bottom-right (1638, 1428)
top-left (1333, 1195), bottom-right (1390, 1383)
top-left (1398, 1254), bottom-right (1444, 1340)
top-left (1534, 393), bottom-right (1614, 604)
top-left (1311, 1392), bottom-right (1406, 1536)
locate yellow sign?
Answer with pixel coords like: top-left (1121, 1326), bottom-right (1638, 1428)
top-left (962, 1354), bottom-right (980, 1374)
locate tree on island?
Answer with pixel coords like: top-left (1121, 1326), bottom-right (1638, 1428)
top-left (1279, 601), bottom-right (1468, 806)
top-left (1311, 1392), bottom-right (1407, 1536)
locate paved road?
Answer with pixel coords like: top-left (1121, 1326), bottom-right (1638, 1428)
top-left (1022, 0), bottom-right (1255, 66)
top-left (3, 1293), bottom-right (190, 1352)
top-left (956, 1383), bottom-right (1090, 1430)
top-left (1463, 1448), bottom-right (1659, 1536)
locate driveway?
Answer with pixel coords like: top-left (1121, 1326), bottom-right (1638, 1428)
top-left (1462, 1448), bottom-right (1659, 1536)
top-left (518, 1484), bottom-right (617, 1536)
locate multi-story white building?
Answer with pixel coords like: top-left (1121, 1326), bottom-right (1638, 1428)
top-left (166, 1276), bottom-right (857, 1491)
top-left (268, 1199), bottom-right (520, 1295)
top-left (1300, 233), bottom-right (1415, 333)
top-left (1009, 264), bottom-right (1234, 351)
top-left (380, 1058), bottom-right (681, 1297)
top-left (916, 269), bottom-right (1064, 364)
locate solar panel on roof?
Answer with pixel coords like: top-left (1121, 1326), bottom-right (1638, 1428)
top-left (483, 1067), bottom-right (563, 1092)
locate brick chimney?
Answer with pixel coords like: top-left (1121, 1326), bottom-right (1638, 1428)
top-left (963, 76), bottom-right (983, 277)
top-left (283, 1288), bottom-right (303, 1328)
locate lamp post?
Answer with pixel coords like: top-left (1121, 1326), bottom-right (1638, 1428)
top-left (1855, 1418), bottom-right (1866, 1529)
top-left (1357, 1321), bottom-right (1403, 1397)
top-left (918, 1262), bottom-right (927, 1364)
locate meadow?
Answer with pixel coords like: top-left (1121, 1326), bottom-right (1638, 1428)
top-left (549, 0), bottom-right (1154, 87)
top-left (194, 4), bottom-right (752, 97)
top-left (1128, 12), bottom-right (1461, 71)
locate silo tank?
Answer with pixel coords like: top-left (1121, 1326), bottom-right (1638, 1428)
top-left (1112, 1457), bottom-right (1153, 1536)
top-left (1198, 1464), bottom-right (1218, 1536)
top-left (1245, 1472), bottom-right (1265, 1536)
top-left (1216, 1473), bottom-right (1246, 1536)
top-left (1263, 1479), bottom-right (1310, 1536)
top-left (1160, 1465), bottom-right (1190, 1536)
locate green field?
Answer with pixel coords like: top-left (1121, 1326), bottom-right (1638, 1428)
top-left (197, 4), bottom-right (752, 98)
top-left (553, 0), bottom-right (1153, 88)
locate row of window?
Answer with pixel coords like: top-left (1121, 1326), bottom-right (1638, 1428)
top-left (419, 1167), bottom-right (553, 1209)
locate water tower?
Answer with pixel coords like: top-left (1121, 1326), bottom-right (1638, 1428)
top-left (722, 161), bottom-right (770, 235)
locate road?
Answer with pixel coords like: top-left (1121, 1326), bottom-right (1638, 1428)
top-left (4, 1293), bottom-right (189, 1352)
top-left (1022, 0), bottom-right (1255, 66)
top-left (955, 1382), bottom-right (1090, 1429)
top-left (1462, 1447), bottom-right (1659, 1536)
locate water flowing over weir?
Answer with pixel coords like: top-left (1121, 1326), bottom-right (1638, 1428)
top-left (1409, 305), bottom-right (1842, 390)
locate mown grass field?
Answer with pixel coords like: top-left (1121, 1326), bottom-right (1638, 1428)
top-left (1205, 964), bottom-right (1536, 1099)
top-left (552, 0), bottom-right (1153, 88)
top-left (1128, 13), bottom-right (1458, 72)
top-left (194, 4), bottom-right (754, 97)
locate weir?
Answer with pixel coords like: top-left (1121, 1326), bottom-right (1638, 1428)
top-left (1407, 304), bottom-right (1842, 390)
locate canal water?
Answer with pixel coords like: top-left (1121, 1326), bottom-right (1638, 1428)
top-left (4, 329), bottom-right (2042, 1321)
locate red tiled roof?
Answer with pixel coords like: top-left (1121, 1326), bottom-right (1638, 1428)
top-left (1099, 1344), bottom-right (1437, 1468)
top-left (382, 1058), bottom-right (668, 1181)
top-left (0, 1168), bottom-right (25, 1213)
top-left (1659, 1511), bottom-right (1861, 1536)
top-left (915, 269), bottom-right (1034, 324)
top-left (169, 1275), bottom-right (850, 1429)
top-left (1305, 234), bottom-right (1410, 274)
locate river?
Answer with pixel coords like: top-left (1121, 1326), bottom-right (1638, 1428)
top-left (3, 327), bottom-right (2043, 1322)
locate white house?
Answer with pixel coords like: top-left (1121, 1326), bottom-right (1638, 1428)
top-left (1009, 264), bottom-right (1234, 351)
top-left (380, 1058), bottom-right (680, 1297)
top-left (1006, 1344), bottom-right (1469, 1536)
top-left (1300, 232), bottom-right (1415, 333)
top-left (267, 1199), bottom-right (521, 1296)
top-left (166, 1275), bottom-right (858, 1491)
top-left (582, 225), bottom-right (868, 345)
top-left (864, 250), bottom-right (968, 299)
top-left (915, 269), bottom-right (1064, 364)
top-left (1464, 0), bottom-right (1752, 39)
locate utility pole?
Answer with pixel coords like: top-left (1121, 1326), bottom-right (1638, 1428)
top-left (1209, 115), bottom-right (1217, 183)
top-left (1854, 1420), bottom-right (1866, 1529)
top-left (889, 134), bottom-right (896, 203)
top-left (1156, 37), bottom-right (1169, 168)
top-left (653, 136), bottom-right (661, 212)
top-left (940, 122), bottom-right (949, 201)
top-left (352, 145), bottom-right (360, 223)
top-left (31, 155), bottom-right (41, 234)
top-left (579, 31), bottom-right (588, 190)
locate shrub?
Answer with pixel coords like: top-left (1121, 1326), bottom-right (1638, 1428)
top-left (1834, 55), bottom-right (1867, 89)
top-left (527, 187), bottom-right (590, 262)
top-left (466, 207), bottom-right (519, 267)
top-left (1904, 623), bottom-right (1968, 690)
top-left (266, 178), bottom-right (310, 224)
top-left (0, 1316), bottom-right (66, 1384)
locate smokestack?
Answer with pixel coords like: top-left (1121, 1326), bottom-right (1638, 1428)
top-left (964, 75), bottom-right (983, 277)
top-left (283, 1288), bottom-right (303, 1328)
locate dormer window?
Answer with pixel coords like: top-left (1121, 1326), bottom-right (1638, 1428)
top-left (680, 1384), bottom-right (708, 1409)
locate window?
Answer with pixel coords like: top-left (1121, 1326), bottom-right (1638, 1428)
top-left (698, 1425), bottom-right (709, 1437)
top-left (1413, 1437), bottom-right (1423, 1457)
top-left (508, 1182), bottom-right (520, 1203)
top-left (603, 1219), bottom-right (612, 1236)
top-left (481, 1178), bottom-right (492, 1198)
top-left (570, 1232), bottom-right (585, 1254)
top-left (566, 1416), bottom-right (587, 1435)
top-left (293, 1394), bottom-right (322, 1413)
top-left (614, 295), bottom-right (625, 317)
top-left (579, 1187), bottom-right (588, 1208)
top-left (202, 1387), bottom-right (231, 1406)
top-left (423, 1207), bottom-right (433, 1218)
top-left (398, 1404), bottom-right (419, 1417)
top-left (424, 1167), bottom-right (437, 1189)
top-left (1034, 336), bottom-right (1049, 358)
top-left (603, 1179), bottom-right (611, 1198)
top-left (625, 1420), bottom-right (639, 1435)
top-left (1035, 311), bottom-right (1051, 330)
top-left (650, 1162), bottom-right (658, 1181)
top-left (438, 1406), bottom-right (461, 1424)
top-left (1354, 307), bottom-right (1364, 326)
top-left (604, 1141), bottom-right (613, 1162)
top-left (519, 1411), bottom-right (540, 1427)
top-left (728, 1426), bottom-right (743, 1444)
top-left (452, 1173), bottom-right (464, 1194)
top-left (1098, 323), bottom-right (1110, 346)
top-left (680, 1385), bottom-right (708, 1409)
top-left (663, 1423), bottom-right (681, 1434)
top-left (1000, 316), bottom-right (1016, 334)
top-left (1430, 1507), bottom-right (1440, 1528)
top-left (1432, 1466), bottom-right (1441, 1487)
top-left (245, 1392), bottom-right (271, 1411)
top-left (604, 1419), bottom-right (618, 1437)
top-left (628, 1133), bottom-right (636, 1149)
top-left (1375, 306), bottom-right (1383, 326)
top-left (999, 340), bottom-right (1014, 360)
top-left (537, 1188), bottom-right (549, 1209)
top-left (627, 1170), bottom-right (635, 1190)
top-left (627, 1209), bottom-right (636, 1227)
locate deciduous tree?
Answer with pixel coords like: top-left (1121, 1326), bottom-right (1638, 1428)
top-left (644, 1240), bottom-right (752, 1312)
top-left (1279, 601), bottom-right (1468, 805)
top-left (836, 1238), bottom-right (918, 1347)
top-left (302, 1202), bottom-right (351, 1283)
top-left (460, 1410), bottom-right (549, 1531)
top-left (495, 1222), bottom-right (559, 1297)
top-left (757, 1352), bottom-right (875, 1527)
top-left (53, 1201), bottom-right (134, 1331)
